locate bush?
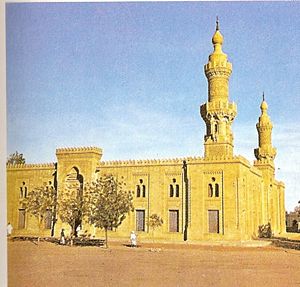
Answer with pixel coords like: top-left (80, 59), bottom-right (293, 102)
top-left (258, 223), bottom-right (272, 238)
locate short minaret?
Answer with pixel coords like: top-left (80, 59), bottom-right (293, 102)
top-left (200, 18), bottom-right (237, 159)
top-left (254, 94), bottom-right (277, 165)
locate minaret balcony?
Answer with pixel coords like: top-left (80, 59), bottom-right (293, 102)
top-left (200, 101), bottom-right (237, 117)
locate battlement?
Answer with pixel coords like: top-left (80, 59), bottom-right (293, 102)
top-left (56, 146), bottom-right (102, 155)
top-left (6, 163), bottom-right (55, 170)
top-left (100, 156), bottom-right (205, 167)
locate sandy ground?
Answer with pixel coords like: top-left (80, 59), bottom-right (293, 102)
top-left (7, 240), bottom-right (300, 287)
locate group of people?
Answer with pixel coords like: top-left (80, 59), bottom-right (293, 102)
top-left (8, 222), bottom-right (138, 247)
top-left (59, 225), bottom-right (82, 245)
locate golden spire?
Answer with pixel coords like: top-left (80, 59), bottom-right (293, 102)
top-left (260, 92), bottom-right (268, 112)
top-left (211, 17), bottom-right (225, 60)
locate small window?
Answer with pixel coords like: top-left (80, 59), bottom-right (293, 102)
top-left (142, 185), bottom-right (146, 197)
top-left (136, 185), bottom-right (141, 197)
top-left (215, 184), bottom-right (219, 197)
top-left (136, 210), bottom-right (145, 231)
top-left (24, 187), bottom-right (27, 198)
top-left (208, 210), bottom-right (219, 233)
top-left (20, 187), bottom-right (23, 198)
top-left (175, 184), bottom-right (179, 197)
top-left (170, 185), bottom-right (174, 197)
top-left (208, 184), bottom-right (213, 197)
top-left (45, 210), bottom-right (52, 229)
top-left (169, 210), bottom-right (179, 232)
top-left (18, 209), bottom-right (26, 229)
top-left (169, 179), bottom-right (180, 198)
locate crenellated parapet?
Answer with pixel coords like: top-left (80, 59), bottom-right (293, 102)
top-left (56, 146), bottom-right (102, 155)
top-left (100, 156), bottom-right (205, 167)
top-left (6, 163), bottom-right (55, 170)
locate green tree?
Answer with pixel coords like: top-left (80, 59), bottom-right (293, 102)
top-left (58, 185), bottom-right (86, 238)
top-left (86, 175), bottom-right (134, 248)
top-left (149, 214), bottom-right (163, 243)
top-left (22, 185), bottom-right (57, 240)
top-left (294, 202), bottom-right (300, 214)
top-left (7, 151), bottom-right (25, 165)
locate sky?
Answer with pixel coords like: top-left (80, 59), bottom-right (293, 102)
top-left (6, 2), bottom-right (300, 211)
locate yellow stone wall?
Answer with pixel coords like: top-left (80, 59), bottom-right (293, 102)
top-left (7, 163), bottom-right (55, 237)
top-left (6, 152), bottom-right (286, 241)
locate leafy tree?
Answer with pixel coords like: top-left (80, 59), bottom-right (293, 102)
top-left (7, 151), bottom-right (25, 165)
top-left (294, 202), bottom-right (300, 214)
top-left (58, 184), bottom-right (86, 238)
top-left (149, 214), bottom-right (163, 243)
top-left (86, 175), bottom-right (134, 248)
top-left (22, 185), bottom-right (57, 239)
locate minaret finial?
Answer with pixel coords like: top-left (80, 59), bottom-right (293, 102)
top-left (216, 16), bottom-right (219, 31)
top-left (263, 91), bottom-right (265, 101)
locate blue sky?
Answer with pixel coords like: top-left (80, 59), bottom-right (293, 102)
top-left (6, 2), bottom-right (300, 211)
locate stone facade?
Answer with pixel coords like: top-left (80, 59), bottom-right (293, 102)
top-left (7, 22), bottom-right (286, 241)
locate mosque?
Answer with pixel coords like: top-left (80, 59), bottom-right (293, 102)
top-left (7, 21), bottom-right (286, 241)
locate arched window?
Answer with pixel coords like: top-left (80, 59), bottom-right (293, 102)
top-left (20, 182), bottom-right (27, 198)
top-left (136, 179), bottom-right (146, 198)
top-left (208, 184), bottom-right (213, 197)
top-left (175, 184), bottom-right (180, 197)
top-left (170, 185), bottom-right (174, 197)
top-left (215, 184), bottom-right (219, 197)
top-left (136, 185), bottom-right (141, 197)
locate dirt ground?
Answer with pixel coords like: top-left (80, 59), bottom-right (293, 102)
top-left (7, 240), bottom-right (300, 287)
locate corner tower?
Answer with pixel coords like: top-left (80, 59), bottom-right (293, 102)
top-left (200, 19), bottom-right (237, 159)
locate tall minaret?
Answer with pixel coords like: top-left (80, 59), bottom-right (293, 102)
top-left (254, 94), bottom-right (277, 165)
top-left (200, 18), bottom-right (237, 159)
top-left (254, 94), bottom-right (278, 227)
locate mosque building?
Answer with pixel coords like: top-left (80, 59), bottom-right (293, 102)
top-left (7, 21), bottom-right (286, 241)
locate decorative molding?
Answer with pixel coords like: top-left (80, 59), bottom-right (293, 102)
top-left (203, 170), bottom-right (223, 175)
top-left (132, 173), bottom-right (149, 177)
top-left (164, 172), bottom-right (182, 177)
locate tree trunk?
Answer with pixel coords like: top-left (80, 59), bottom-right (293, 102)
top-left (37, 218), bottom-right (43, 245)
top-left (105, 228), bottom-right (108, 248)
top-left (152, 228), bottom-right (154, 244)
